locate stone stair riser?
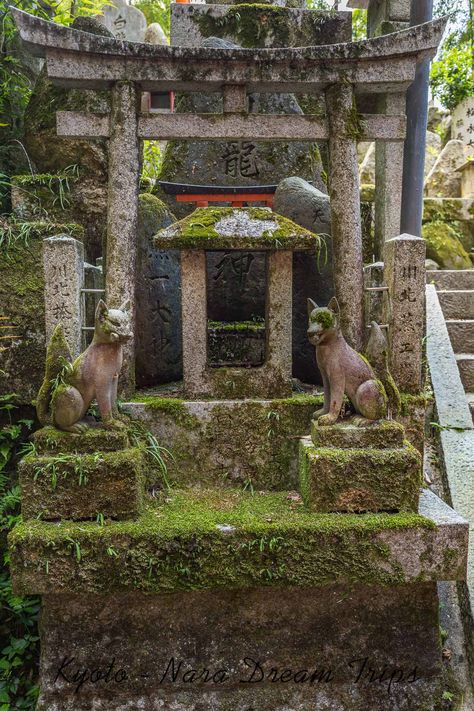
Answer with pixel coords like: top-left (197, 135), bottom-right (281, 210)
top-left (446, 321), bottom-right (474, 354)
top-left (427, 270), bottom-right (474, 291)
top-left (438, 290), bottom-right (474, 320)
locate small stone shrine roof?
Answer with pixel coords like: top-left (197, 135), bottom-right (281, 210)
top-left (153, 207), bottom-right (320, 251)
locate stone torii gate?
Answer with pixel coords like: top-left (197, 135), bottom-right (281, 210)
top-left (12, 7), bottom-right (446, 391)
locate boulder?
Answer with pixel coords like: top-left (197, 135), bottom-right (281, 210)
top-left (274, 177), bottom-right (333, 384)
top-left (135, 194), bottom-right (181, 388)
top-left (422, 222), bottom-right (472, 270)
top-left (145, 23), bottom-right (168, 45)
top-left (424, 130), bottom-right (442, 177)
top-left (425, 140), bottom-right (467, 198)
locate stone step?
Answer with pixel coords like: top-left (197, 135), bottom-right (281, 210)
top-left (456, 354), bottom-right (474, 392)
top-left (466, 393), bottom-right (474, 423)
top-left (438, 290), bottom-right (474, 320)
top-left (19, 448), bottom-right (145, 521)
top-left (33, 425), bottom-right (131, 455)
top-left (8, 487), bottom-right (468, 596)
top-left (299, 437), bottom-right (421, 513)
top-left (446, 319), bottom-right (474, 353)
top-left (427, 270), bottom-right (474, 291)
top-left (310, 420), bottom-right (405, 449)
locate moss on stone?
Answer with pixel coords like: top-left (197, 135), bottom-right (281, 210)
top-left (360, 183), bottom-right (375, 202)
top-left (9, 486), bottom-right (439, 595)
top-left (208, 320), bottom-right (265, 333)
top-left (422, 221), bottom-right (472, 270)
top-left (33, 426), bottom-right (131, 455)
top-left (154, 207), bottom-right (320, 251)
top-left (19, 447), bottom-right (145, 521)
top-left (0, 222), bottom-right (83, 404)
top-left (310, 309), bottom-right (335, 329)
top-left (127, 395), bottom-right (324, 490)
top-left (193, 5), bottom-right (339, 49)
top-left (299, 439), bottom-right (422, 513)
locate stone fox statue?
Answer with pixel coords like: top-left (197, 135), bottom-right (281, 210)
top-left (307, 297), bottom-right (399, 426)
top-left (37, 300), bottom-right (132, 433)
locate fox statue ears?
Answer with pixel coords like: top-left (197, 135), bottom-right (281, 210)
top-left (307, 297), bottom-right (341, 317)
top-left (327, 296), bottom-right (340, 316)
top-left (96, 299), bottom-right (108, 321)
top-left (95, 299), bottom-right (131, 321)
top-left (307, 298), bottom-right (318, 316)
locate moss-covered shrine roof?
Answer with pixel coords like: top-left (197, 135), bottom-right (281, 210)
top-left (153, 207), bottom-right (320, 251)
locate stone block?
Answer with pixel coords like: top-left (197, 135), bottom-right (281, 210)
top-left (0, 223), bottom-right (84, 405)
top-left (384, 233), bottom-right (426, 393)
top-left (135, 193), bottom-right (181, 388)
top-left (125, 394), bottom-right (323, 490)
top-left (310, 420), bottom-right (405, 449)
top-left (35, 582), bottom-right (452, 710)
top-left (171, 4), bottom-right (352, 48)
top-left (32, 426), bottom-right (130, 456)
top-left (19, 447), bottom-right (144, 521)
top-left (208, 321), bottom-right (265, 366)
top-left (43, 235), bottom-right (84, 358)
top-left (299, 438), bottom-right (421, 513)
top-left (8, 488), bottom-right (467, 596)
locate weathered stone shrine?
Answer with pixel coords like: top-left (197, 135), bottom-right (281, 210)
top-left (8, 6), bottom-right (470, 711)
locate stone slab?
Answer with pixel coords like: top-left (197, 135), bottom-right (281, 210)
top-left (446, 319), bottom-right (474, 354)
top-left (171, 4), bottom-right (352, 48)
top-left (43, 235), bottom-right (84, 358)
top-left (126, 395), bottom-right (323, 490)
top-left (35, 582), bottom-right (450, 710)
top-left (310, 420), bottom-right (405, 449)
top-left (19, 447), bottom-right (145, 521)
top-left (32, 426), bottom-right (131, 455)
top-left (438, 290), bottom-right (474, 320)
top-left (8, 488), bottom-right (468, 596)
top-left (96, 0), bottom-right (146, 42)
top-left (456, 353), bottom-right (474, 391)
top-left (426, 284), bottom-right (474, 430)
top-left (299, 437), bottom-right (421, 513)
top-left (427, 269), bottom-right (474, 291)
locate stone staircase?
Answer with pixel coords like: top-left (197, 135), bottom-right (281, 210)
top-left (427, 270), bottom-right (474, 418)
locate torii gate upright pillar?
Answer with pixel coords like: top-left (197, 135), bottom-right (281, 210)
top-left (105, 81), bottom-right (140, 395)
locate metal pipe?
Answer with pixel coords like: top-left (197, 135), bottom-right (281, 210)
top-left (400, 0), bottom-right (434, 237)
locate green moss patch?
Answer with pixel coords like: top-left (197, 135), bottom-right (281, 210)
top-left (299, 439), bottom-right (422, 513)
top-left (154, 207), bottom-right (320, 251)
top-left (33, 426), bottom-right (130, 455)
top-left (422, 221), bottom-right (472, 270)
top-left (9, 486), bottom-right (442, 596)
top-left (126, 395), bottom-right (323, 490)
top-left (19, 447), bottom-right (145, 522)
top-left (310, 420), bottom-right (405, 449)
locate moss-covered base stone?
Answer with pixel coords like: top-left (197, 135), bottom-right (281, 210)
top-left (32, 426), bottom-right (130, 455)
top-left (8, 487), bottom-right (467, 596)
top-left (34, 582), bottom-right (454, 710)
top-left (299, 438), bottom-right (422, 513)
top-left (125, 394), bottom-right (324, 489)
top-left (19, 446), bottom-right (145, 521)
top-left (310, 420), bottom-right (405, 449)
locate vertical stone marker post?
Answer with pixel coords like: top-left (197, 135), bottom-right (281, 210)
top-left (384, 233), bottom-right (426, 392)
top-left (43, 235), bottom-right (84, 358)
top-left (375, 92), bottom-right (405, 257)
top-left (106, 81), bottom-right (140, 395)
top-left (326, 83), bottom-right (364, 351)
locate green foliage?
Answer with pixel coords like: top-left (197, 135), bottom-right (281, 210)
top-left (430, 0), bottom-right (473, 111)
top-left (132, 0), bottom-right (170, 38)
top-left (351, 9), bottom-right (367, 41)
top-left (142, 140), bottom-right (163, 182)
top-left (0, 395), bottom-right (39, 710)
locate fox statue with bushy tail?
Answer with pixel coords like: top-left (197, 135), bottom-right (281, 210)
top-left (37, 299), bottom-right (132, 433)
